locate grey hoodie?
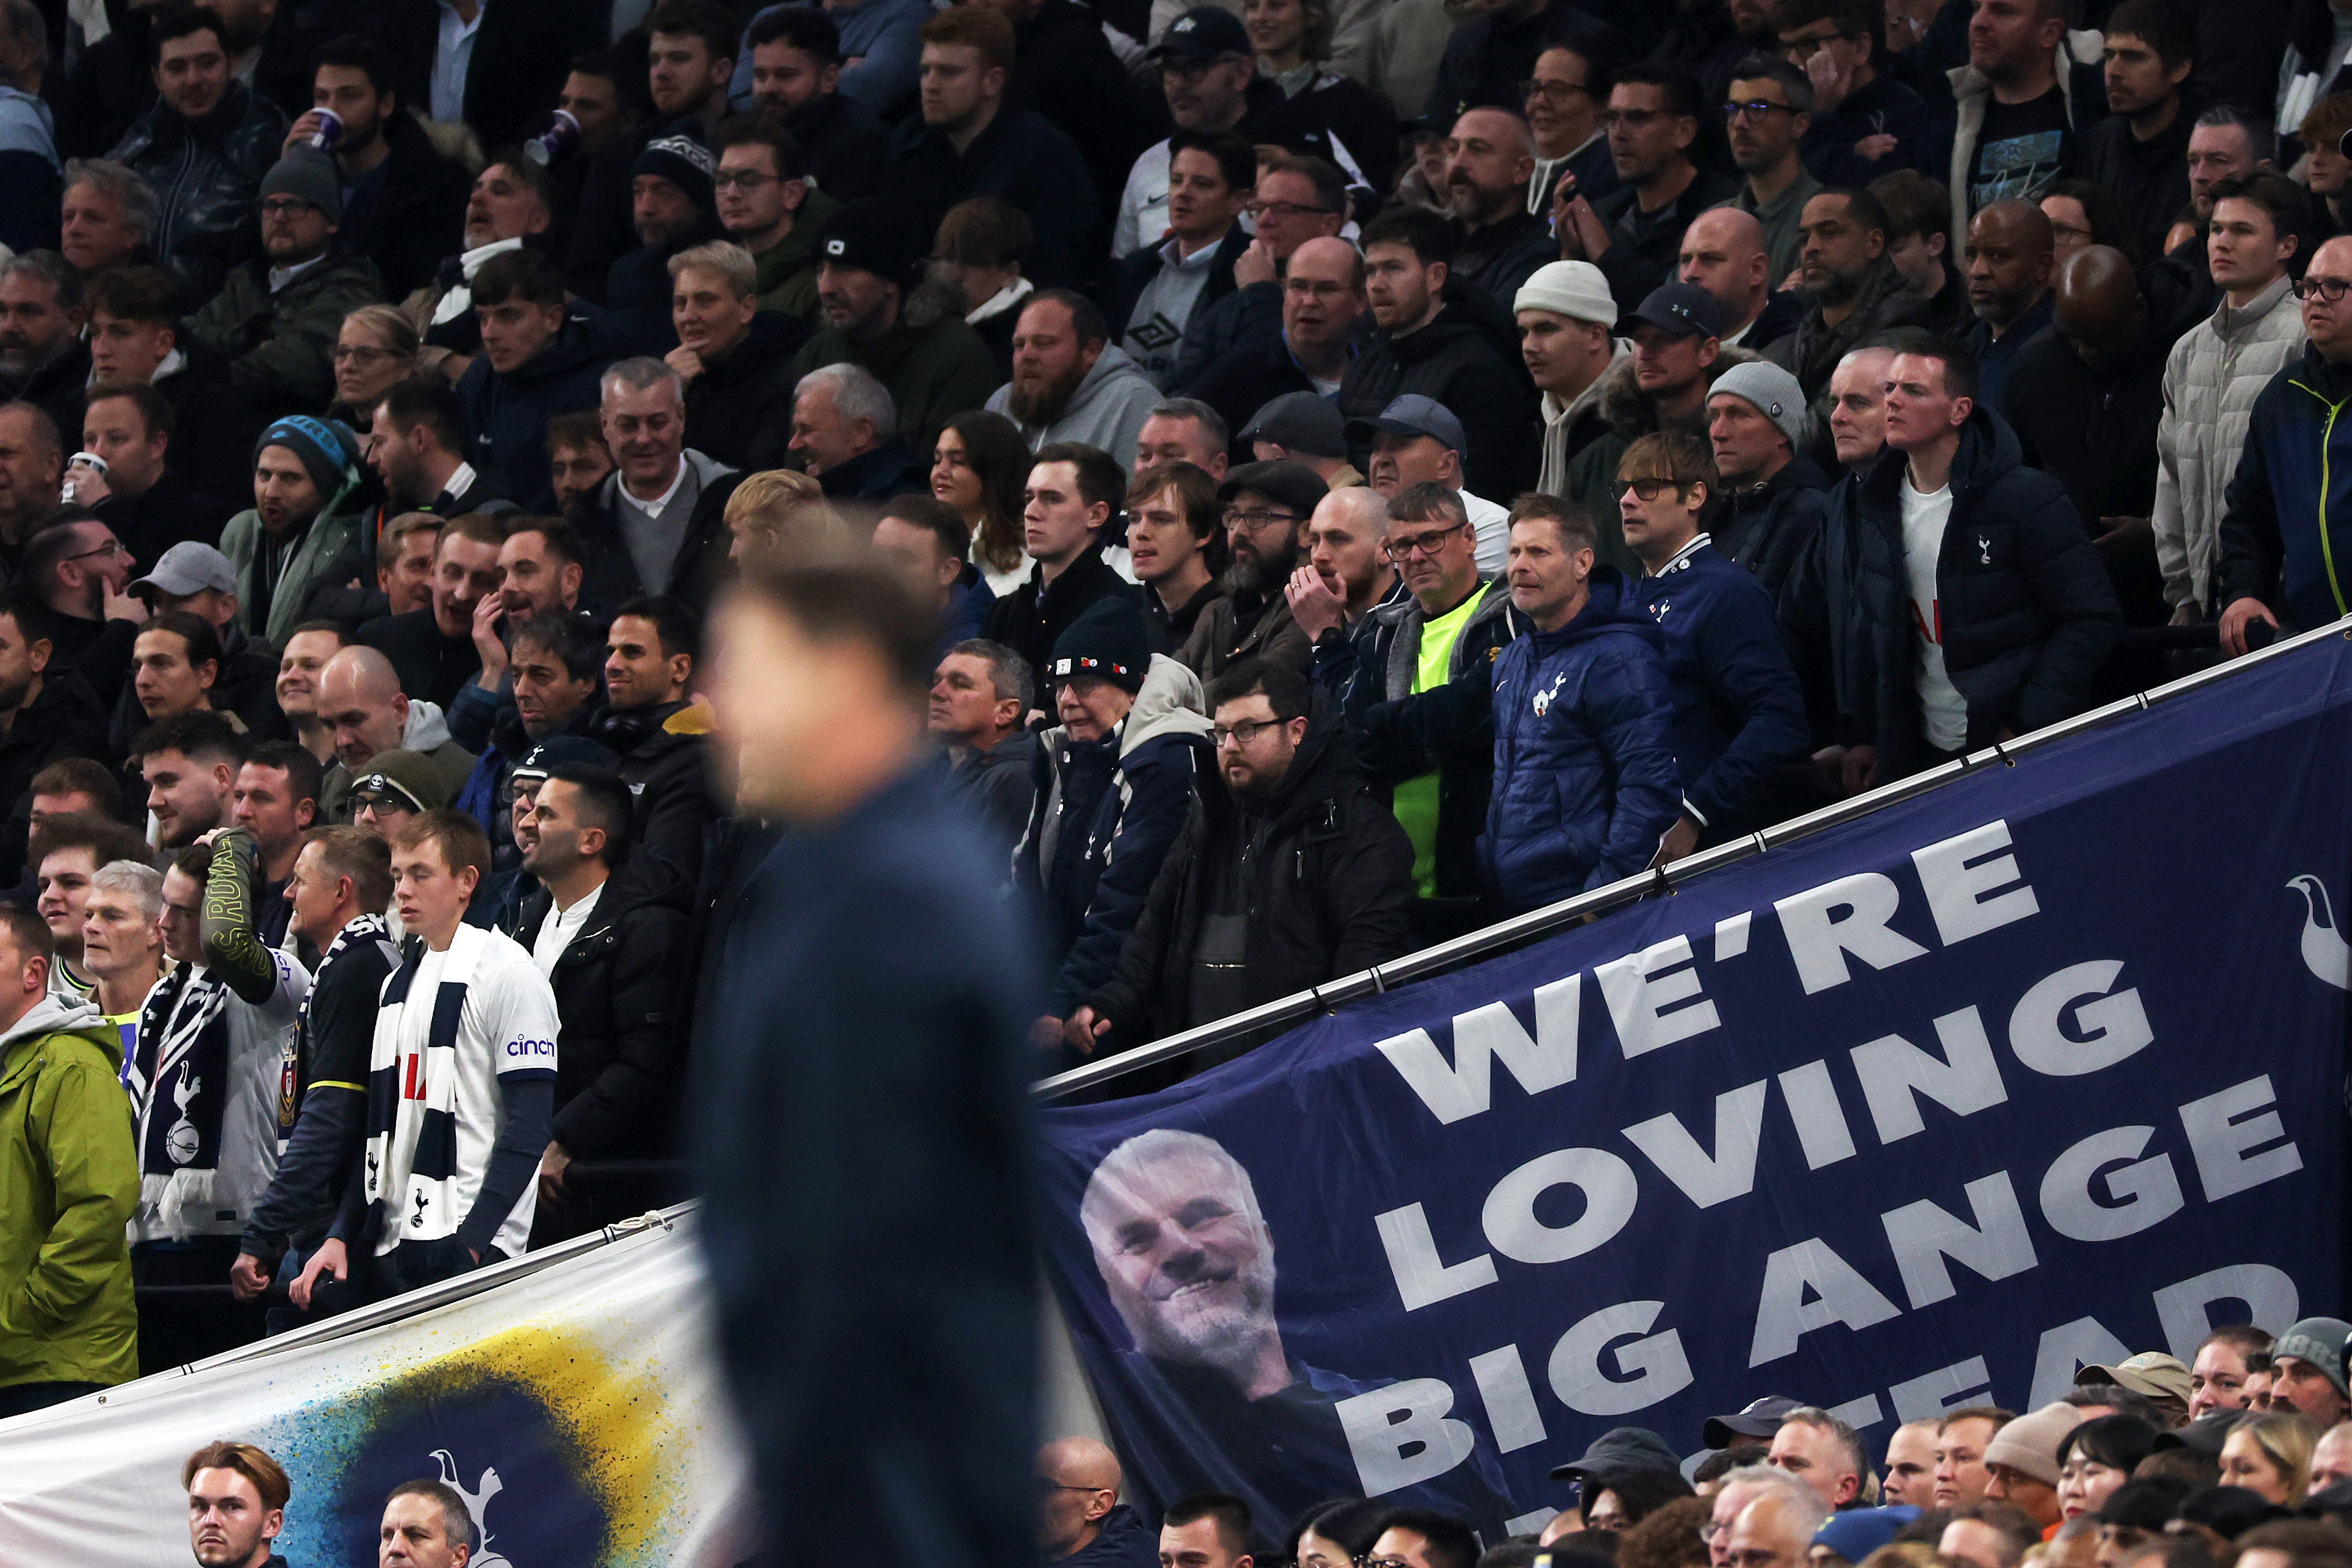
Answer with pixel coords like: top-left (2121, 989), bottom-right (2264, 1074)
top-left (318, 698), bottom-right (479, 822)
top-left (985, 342), bottom-right (1162, 468)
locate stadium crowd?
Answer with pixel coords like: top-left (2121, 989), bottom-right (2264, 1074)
top-left (0, 0), bottom-right (2344, 1484)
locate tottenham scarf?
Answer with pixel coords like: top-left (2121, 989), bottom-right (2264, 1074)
top-left (128, 965), bottom-right (235, 1242)
top-left (362, 926), bottom-right (489, 1254)
top-left (297, 914), bottom-right (395, 1113)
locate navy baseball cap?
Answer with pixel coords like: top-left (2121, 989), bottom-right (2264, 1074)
top-left (1343, 393), bottom-right (1468, 455)
top-left (1633, 281), bottom-right (1726, 340)
top-left (1149, 7), bottom-right (1252, 62)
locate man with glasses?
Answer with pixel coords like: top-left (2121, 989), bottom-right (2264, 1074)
top-left (713, 117), bottom-right (834, 324)
top-left (1181, 461), bottom-right (1326, 679)
top-left (1169, 154), bottom-right (1348, 393)
top-left (1190, 237), bottom-right (1364, 446)
top-left (186, 147), bottom-right (383, 423)
top-left (2218, 235), bottom-right (2352, 655)
top-left (1720, 56), bottom-right (1822, 286)
top-left (1778, 0), bottom-right (1930, 186)
top-left (1556, 64), bottom-right (1737, 311)
top-left (1062, 655), bottom-right (1410, 1061)
top-left (1036, 1436), bottom-right (1156, 1567)
top-left (1525, 44), bottom-right (1622, 218)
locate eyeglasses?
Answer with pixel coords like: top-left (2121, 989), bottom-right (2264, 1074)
top-left (1246, 199), bottom-right (1337, 221)
top-left (258, 196), bottom-right (316, 217)
top-left (1367, 1557), bottom-right (1420, 1568)
top-left (62, 540), bottom-right (128, 565)
top-left (1223, 507), bottom-right (1301, 532)
top-left (1699, 1522), bottom-right (1735, 1544)
top-left (1383, 519), bottom-right (1470, 559)
top-left (2296, 275), bottom-right (2352, 302)
top-left (1722, 99), bottom-right (1796, 121)
top-left (332, 344), bottom-right (399, 364)
top-left (713, 170), bottom-right (777, 190)
top-left (1036, 1480), bottom-right (1110, 1498)
top-left (2048, 220), bottom-right (2093, 243)
top-left (1601, 107), bottom-right (1669, 129)
top-left (1210, 716), bottom-right (1286, 748)
top-left (1520, 77), bottom-right (1591, 104)
top-left (1620, 477), bottom-right (1685, 500)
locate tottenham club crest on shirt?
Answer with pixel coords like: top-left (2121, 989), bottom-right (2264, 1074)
top-left (1531, 672), bottom-right (1567, 717)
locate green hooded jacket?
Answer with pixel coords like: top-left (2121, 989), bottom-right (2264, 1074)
top-left (753, 185), bottom-right (840, 324)
top-left (0, 993), bottom-right (139, 1390)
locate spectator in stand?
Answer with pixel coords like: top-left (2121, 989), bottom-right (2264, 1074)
top-left (1288, 486), bottom-right (1404, 675)
top-left (186, 146), bottom-right (386, 422)
top-left (1184, 461), bottom-right (1326, 678)
top-left (668, 240), bottom-right (805, 474)
top-left (1371, 1511), bottom-right (1482, 1568)
top-left (2074, 1), bottom-right (2195, 263)
top-left (2170, 108), bottom-right (2271, 272)
top-left (1188, 236), bottom-right (1365, 449)
top-left (0, 253), bottom-right (89, 436)
top-left (872, 495), bottom-right (995, 652)
top-left (1932, 1408), bottom-right (2015, 1509)
top-left (2055, 1416), bottom-right (2163, 1520)
top-left (1562, 282), bottom-right (1730, 561)
top-left (736, 7), bottom-right (886, 204)
top-left (279, 37), bottom-right (470, 304)
top-left (312, 644), bottom-right (476, 822)
top-left (73, 382), bottom-right (229, 564)
top-left (1872, 171), bottom-right (1971, 336)
top-left (2269, 1319), bottom-right (2352, 1430)
top-left (1340, 205), bottom-right (1537, 503)
top-left (603, 132), bottom-right (728, 356)
top-left (1770, 1408), bottom-right (1871, 1509)
top-left (359, 511), bottom-right (503, 707)
top-left (1132, 400), bottom-right (1232, 482)
top-left (1679, 209), bottom-right (1805, 350)
top-left (1520, 261), bottom-right (1635, 497)
top-left (340, 514), bottom-right (440, 632)
top-left (547, 414), bottom-right (617, 520)
top-left (791, 363), bottom-right (927, 508)
top-left (1944, 0), bottom-right (2103, 240)
top-left (931, 638), bottom-right (1038, 855)
top-left (586, 595), bottom-right (718, 883)
top-left (400, 154), bottom-right (558, 374)
top-left (988, 291), bottom-right (1162, 466)
top-left (181, 1442), bottom-right (292, 1568)
top-left (1778, 0), bottom-right (1931, 186)
top-left (1127, 461), bottom-right (1225, 653)
top-left (2218, 1417), bottom-right (2315, 1505)
top-left (1166, 154), bottom-right (1348, 394)
top-left (710, 118), bottom-right (832, 328)
top-left (1245, 0), bottom-right (1400, 191)
top-left (225, 740), bottom-right (318, 948)
top-left (1958, 199), bottom-right (2057, 413)
top-left (2302, 96), bottom-right (2352, 241)
top-left (566, 1), bottom-right (738, 303)
top-left (1113, 129), bottom-right (1254, 391)
top-left (326, 303), bottom-right (419, 426)
top-left (57, 159), bottom-right (158, 292)
top-left (81, 857), bottom-right (164, 1057)
top-left (1242, 392), bottom-right (1365, 488)
top-left (572, 358), bottom-right (743, 616)
top-left (0, 401), bottom-right (62, 556)
top-left (134, 707), bottom-right (246, 852)
top-left (0, 901), bottom-right (137, 1418)
top-left (1037, 1436), bottom-right (1158, 1567)
top-left (2040, 178), bottom-right (2141, 266)
top-left (2216, 236), bottom-right (2352, 656)
top-left (932, 408), bottom-right (1036, 595)
top-left (1018, 595), bottom-right (1213, 1036)
top-left (1727, 1472), bottom-right (1833, 1568)
top-left (789, 198), bottom-right (1001, 463)
top-left (0, 591), bottom-right (111, 887)
top-left (1939, 1505), bottom-right (2043, 1568)
top-left (124, 611), bottom-right (230, 761)
top-left (456, 248), bottom-right (622, 514)
top-left (218, 415), bottom-right (364, 651)
top-left (1524, 44), bottom-right (1624, 220)
top-left (1613, 438), bottom-right (1808, 856)
top-left (886, 7), bottom-right (1099, 291)
top-left (1351, 394), bottom-right (1513, 572)
top-left (365, 377), bottom-right (511, 526)
top-left (290, 811), bottom-right (559, 1308)
top-left (1984, 1404), bottom-right (2088, 1528)
top-left (1840, 337), bottom-right (2117, 782)
top-left (83, 264), bottom-right (254, 508)
top-left (512, 763), bottom-right (691, 1240)
top-left (985, 442), bottom-right (1137, 697)
top-left (1882, 1422), bottom-right (1942, 1509)
top-left (2312, 1425), bottom-right (2352, 1492)
top-left (2159, 175), bottom-right (2308, 627)
top-left (454, 614), bottom-right (606, 874)
top-left (1772, 188), bottom-right (1930, 406)
top-left (125, 544), bottom-right (285, 745)
top-left (1066, 656), bottom-right (1411, 1062)
top-left (937, 198), bottom-right (1036, 381)
top-left (108, 4), bottom-right (289, 303)
top-left (2190, 1326), bottom-right (2276, 1420)
top-left (1722, 56), bottom-right (1824, 286)
top-left (1555, 64), bottom-right (1740, 311)
top-left (30, 813), bottom-right (147, 1004)
top-left (1446, 109), bottom-right (1559, 306)
top-left (20, 514), bottom-right (140, 714)
top-left (1706, 359), bottom-right (1830, 604)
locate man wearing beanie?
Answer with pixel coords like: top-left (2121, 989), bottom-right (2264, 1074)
top-left (1981, 1402), bottom-right (2084, 1531)
top-left (1517, 261), bottom-right (1632, 496)
top-left (1705, 359), bottom-right (1833, 608)
top-left (603, 132), bottom-right (725, 353)
top-left (786, 197), bottom-right (1000, 461)
top-left (218, 416), bottom-right (365, 647)
top-left (186, 145), bottom-right (383, 422)
top-left (1014, 595), bottom-right (1214, 1054)
top-left (2271, 1318), bottom-right (2352, 1429)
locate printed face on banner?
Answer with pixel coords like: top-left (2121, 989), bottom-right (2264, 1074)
top-left (1038, 644), bottom-right (2352, 1541)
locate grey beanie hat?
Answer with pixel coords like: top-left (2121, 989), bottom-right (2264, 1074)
top-left (1708, 360), bottom-right (1810, 450)
top-left (261, 145), bottom-right (343, 225)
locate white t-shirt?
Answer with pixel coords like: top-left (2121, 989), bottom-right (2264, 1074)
top-left (1466, 489), bottom-right (1511, 578)
top-left (1900, 475), bottom-right (1969, 752)
top-left (530, 882), bottom-right (605, 976)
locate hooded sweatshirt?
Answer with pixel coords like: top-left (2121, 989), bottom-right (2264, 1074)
top-left (0, 993), bottom-right (139, 1389)
top-left (320, 699), bottom-right (478, 824)
top-left (1538, 340), bottom-right (1633, 497)
top-left (985, 342), bottom-right (1162, 467)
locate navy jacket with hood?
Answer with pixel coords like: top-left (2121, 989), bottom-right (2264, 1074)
top-left (2217, 345), bottom-right (2352, 636)
top-left (1481, 583), bottom-right (1681, 913)
top-left (457, 306), bottom-right (622, 511)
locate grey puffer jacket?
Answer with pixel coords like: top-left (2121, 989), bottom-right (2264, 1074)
top-left (108, 81), bottom-right (289, 303)
top-left (2153, 272), bottom-right (2307, 614)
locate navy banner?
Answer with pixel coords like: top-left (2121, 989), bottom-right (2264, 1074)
top-left (1038, 635), bottom-right (2352, 1543)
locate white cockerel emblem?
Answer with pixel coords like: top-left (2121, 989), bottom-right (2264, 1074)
top-left (431, 1449), bottom-right (511, 1567)
top-left (164, 1067), bottom-right (202, 1165)
top-left (2289, 874), bottom-right (2351, 990)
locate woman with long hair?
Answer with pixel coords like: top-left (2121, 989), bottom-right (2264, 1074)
top-left (932, 409), bottom-right (1034, 595)
top-left (2221, 1411), bottom-right (2321, 1505)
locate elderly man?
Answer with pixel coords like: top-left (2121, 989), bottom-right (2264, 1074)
top-left (789, 362), bottom-right (924, 505)
top-left (670, 239), bottom-right (805, 472)
top-left (311, 644), bottom-right (476, 822)
top-left (570, 358), bottom-right (744, 616)
top-left (1728, 1469), bottom-right (1833, 1568)
top-left (185, 147), bottom-right (383, 422)
top-left (57, 161), bottom-right (157, 291)
top-left (987, 289), bottom-right (1160, 466)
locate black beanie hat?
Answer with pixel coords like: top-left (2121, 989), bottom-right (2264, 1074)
top-left (1051, 598), bottom-right (1150, 694)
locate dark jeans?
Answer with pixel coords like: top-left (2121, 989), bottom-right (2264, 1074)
top-left (133, 1236), bottom-right (265, 1375)
top-left (0, 1381), bottom-right (106, 1418)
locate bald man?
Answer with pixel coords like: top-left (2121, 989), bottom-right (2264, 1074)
top-left (1447, 109), bottom-right (1557, 304)
top-left (1825, 345), bottom-right (1896, 470)
top-left (312, 646), bottom-right (478, 823)
top-left (1288, 486), bottom-right (1403, 669)
top-left (2002, 246), bottom-right (2167, 632)
top-left (1037, 1437), bottom-right (1156, 1566)
top-left (1960, 200), bottom-right (2057, 412)
top-left (1681, 209), bottom-right (1800, 348)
